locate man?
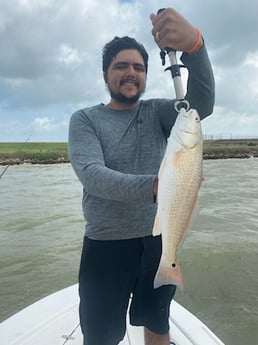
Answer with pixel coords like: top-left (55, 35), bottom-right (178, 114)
top-left (68, 8), bottom-right (215, 345)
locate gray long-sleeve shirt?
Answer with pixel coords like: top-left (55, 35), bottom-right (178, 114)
top-left (68, 44), bottom-right (215, 240)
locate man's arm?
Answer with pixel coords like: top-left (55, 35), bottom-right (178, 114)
top-left (68, 110), bottom-right (157, 203)
top-left (150, 8), bottom-right (215, 137)
top-left (182, 43), bottom-right (215, 119)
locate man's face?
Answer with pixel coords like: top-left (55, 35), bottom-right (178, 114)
top-left (104, 49), bottom-right (147, 107)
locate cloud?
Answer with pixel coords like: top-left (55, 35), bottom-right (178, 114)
top-left (244, 51), bottom-right (258, 69)
top-left (33, 117), bottom-right (58, 131)
top-left (0, 0), bottom-right (258, 141)
top-left (58, 45), bottom-right (82, 67)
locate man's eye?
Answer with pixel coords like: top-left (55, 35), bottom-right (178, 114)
top-left (134, 65), bottom-right (145, 72)
top-left (112, 63), bottom-right (145, 72)
top-left (114, 64), bottom-right (127, 69)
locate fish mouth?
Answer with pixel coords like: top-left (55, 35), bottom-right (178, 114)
top-left (183, 109), bottom-right (201, 122)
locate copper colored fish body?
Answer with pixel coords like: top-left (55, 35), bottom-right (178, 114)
top-left (153, 108), bottom-right (203, 289)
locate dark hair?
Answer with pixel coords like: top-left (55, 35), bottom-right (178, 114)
top-left (102, 36), bottom-right (148, 73)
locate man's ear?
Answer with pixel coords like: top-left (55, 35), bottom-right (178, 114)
top-left (103, 72), bottom-right (108, 83)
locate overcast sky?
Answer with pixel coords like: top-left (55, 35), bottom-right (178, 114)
top-left (1, 0), bottom-right (258, 142)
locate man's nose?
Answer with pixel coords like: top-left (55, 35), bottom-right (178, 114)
top-left (126, 64), bottom-right (136, 75)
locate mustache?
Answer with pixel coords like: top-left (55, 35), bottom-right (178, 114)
top-left (120, 78), bottom-right (139, 87)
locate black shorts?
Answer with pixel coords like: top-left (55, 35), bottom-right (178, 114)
top-left (78, 235), bottom-right (176, 345)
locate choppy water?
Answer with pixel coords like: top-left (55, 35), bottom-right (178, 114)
top-left (0, 159), bottom-right (258, 345)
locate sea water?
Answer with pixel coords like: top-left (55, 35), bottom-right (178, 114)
top-left (0, 159), bottom-right (258, 345)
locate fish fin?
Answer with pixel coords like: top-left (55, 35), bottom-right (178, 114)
top-left (152, 215), bottom-right (161, 236)
top-left (153, 257), bottom-right (184, 290)
top-left (172, 149), bottom-right (183, 168)
top-left (177, 197), bottom-right (199, 250)
top-left (158, 156), bottom-right (167, 179)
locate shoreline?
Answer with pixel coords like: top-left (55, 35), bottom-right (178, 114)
top-left (1, 152), bottom-right (258, 166)
top-left (0, 157), bottom-right (70, 166)
top-left (1, 139), bottom-right (258, 165)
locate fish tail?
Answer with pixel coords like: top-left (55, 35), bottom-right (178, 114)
top-left (153, 257), bottom-right (184, 290)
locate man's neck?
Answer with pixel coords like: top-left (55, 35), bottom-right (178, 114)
top-left (106, 99), bottom-right (139, 110)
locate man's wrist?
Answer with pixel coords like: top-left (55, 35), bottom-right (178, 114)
top-left (186, 28), bottom-right (203, 54)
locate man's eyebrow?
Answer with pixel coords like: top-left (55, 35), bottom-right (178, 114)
top-left (113, 61), bottom-right (129, 66)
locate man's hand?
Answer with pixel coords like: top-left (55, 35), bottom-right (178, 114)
top-left (150, 8), bottom-right (203, 53)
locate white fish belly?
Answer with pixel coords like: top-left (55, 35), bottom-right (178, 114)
top-left (153, 141), bottom-right (202, 288)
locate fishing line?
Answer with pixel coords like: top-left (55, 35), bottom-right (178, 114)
top-left (61, 323), bottom-right (80, 344)
top-left (0, 134), bottom-right (32, 179)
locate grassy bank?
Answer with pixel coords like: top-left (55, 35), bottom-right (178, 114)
top-left (0, 142), bottom-right (68, 165)
top-left (203, 139), bottom-right (258, 159)
top-left (0, 139), bottom-right (258, 165)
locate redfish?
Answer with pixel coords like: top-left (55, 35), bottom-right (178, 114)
top-left (153, 107), bottom-right (203, 289)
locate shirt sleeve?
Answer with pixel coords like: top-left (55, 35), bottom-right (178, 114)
top-left (68, 110), bottom-right (156, 203)
top-left (157, 43), bottom-right (215, 138)
top-left (182, 42), bottom-right (215, 119)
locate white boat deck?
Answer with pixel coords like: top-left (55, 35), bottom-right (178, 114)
top-left (0, 284), bottom-right (225, 345)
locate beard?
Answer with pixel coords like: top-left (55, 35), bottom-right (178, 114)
top-left (107, 84), bottom-right (145, 105)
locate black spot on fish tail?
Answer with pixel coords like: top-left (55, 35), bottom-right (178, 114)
top-left (172, 263), bottom-right (176, 268)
